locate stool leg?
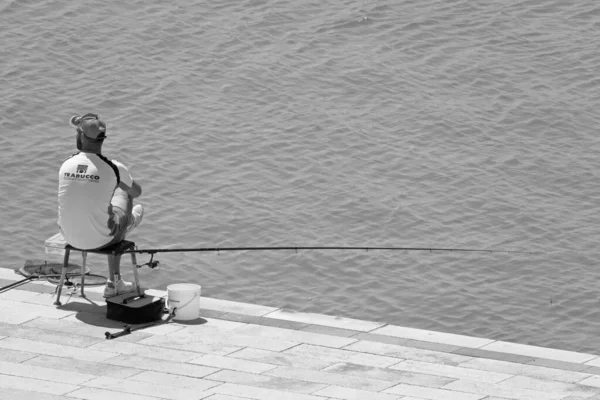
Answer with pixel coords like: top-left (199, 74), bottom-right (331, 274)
top-left (79, 251), bottom-right (87, 297)
top-left (54, 248), bottom-right (70, 306)
top-left (130, 251), bottom-right (142, 297)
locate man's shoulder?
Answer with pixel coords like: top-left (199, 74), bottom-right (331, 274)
top-left (60, 152), bottom-right (83, 168)
top-left (61, 152), bottom-right (82, 162)
top-left (93, 154), bottom-right (127, 171)
top-left (110, 159), bottom-right (131, 173)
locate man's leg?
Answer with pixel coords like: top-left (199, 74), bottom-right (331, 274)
top-left (109, 187), bottom-right (131, 279)
top-left (107, 254), bottom-right (122, 282)
top-left (104, 188), bottom-right (134, 297)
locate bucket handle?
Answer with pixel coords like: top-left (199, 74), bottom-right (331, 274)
top-left (167, 291), bottom-right (200, 318)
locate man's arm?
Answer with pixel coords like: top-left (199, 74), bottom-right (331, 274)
top-left (119, 179), bottom-right (142, 199)
top-left (112, 160), bottom-right (142, 199)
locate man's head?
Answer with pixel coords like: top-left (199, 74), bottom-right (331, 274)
top-left (70, 113), bottom-right (106, 152)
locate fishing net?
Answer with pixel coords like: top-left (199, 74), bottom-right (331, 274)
top-left (46, 273), bottom-right (107, 286)
top-left (17, 260), bottom-right (86, 278)
top-left (16, 260), bottom-right (107, 286)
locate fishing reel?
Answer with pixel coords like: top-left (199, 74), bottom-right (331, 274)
top-left (136, 253), bottom-right (160, 270)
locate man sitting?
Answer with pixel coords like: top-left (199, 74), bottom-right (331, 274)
top-left (57, 113), bottom-right (144, 297)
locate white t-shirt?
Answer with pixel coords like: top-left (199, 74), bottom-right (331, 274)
top-left (58, 152), bottom-right (133, 249)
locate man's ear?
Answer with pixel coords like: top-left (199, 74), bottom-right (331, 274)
top-left (76, 132), bottom-right (83, 150)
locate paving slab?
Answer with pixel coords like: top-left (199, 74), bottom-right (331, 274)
top-left (228, 347), bottom-right (342, 370)
top-left (87, 339), bottom-right (203, 362)
top-left (204, 382), bottom-right (326, 400)
top-left (480, 340), bottom-right (598, 364)
top-left (313, 385), bottom-right (399, 400)
top-left (0, 387), bottom-right (69, 400)
top-left (197, 296), bottom-right (278, 316)
top-left (0, 268), bottom-right (22, 280)
top-left (322, 362), bottom-right (457, 388)
top-left (218, 311), bottom-right (311, 330)
top-left (81, 376), bottom-right (207, 400)
top-left (263, 309), bottom-right (386, 332)
top-left (0, 347), bottom-right (39, 363)
top-left (345, 339), bottom-right (474, 366)
top-left (203, 395), bottom-right (256, 400)
top-left (139, 329), bottom-right (296, 353)
top-left (1, 266), bottom-right (600, 400)
top-left (64, 387), bottom-right (163, 400)
top-left (581, 364), bottom-right (600, 375)
top-left (263, 365), bottom-right (396, 391)
top-left (383, 382), bottom-right (486, 400)
top-left (452, 346), bottom-right (536, 364)
top-left (284, 343), bottom-right (403, 368)
top-left (353, 331), bottom-right (462, 353)
top-left (0, 337), bottom-right (118, 362)
top-left (442, 379), bottom-right (572, 400)
top-left (127, 370), bottom-right (221, 391)
top-left (188, 353), bottom-right (278, 374)
top-left (0, 288), bottom-right (46, 302)
top-left (0, 360), bottom-right (97, 384)
top-left (234, 323), bottom-right (358, 348)
top-left (299, 324), bottom-right (362, 337)
top-left (371, 325), bottom-right (495, 348)
top-left (0, 322), bottom-right (102, 347)
top-left (388, 359), bottom-right (513, 383)
top-left (205, 369), bottom-right (328, 393)
top-left (0, 301), bottom-right (57, 324)
top-left (23, 354), bottom-right (144, 378)
top-left (102, 354), bottom-right (220, 378)
top-left (0, 373), bottom-right (79, 396)
top-left (496, 375), bottom-right (600, 398)
top-left (459, 357), bottom-right (592, 383)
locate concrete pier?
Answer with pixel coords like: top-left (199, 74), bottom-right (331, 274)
top-left (1, 267), bottom-right (600, 400)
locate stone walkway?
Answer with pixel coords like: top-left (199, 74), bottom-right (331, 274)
top-left (1, 266), bottom-right (600, 400)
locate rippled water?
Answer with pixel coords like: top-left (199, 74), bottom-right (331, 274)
top-left (2, 0), bottom-right (600, 354)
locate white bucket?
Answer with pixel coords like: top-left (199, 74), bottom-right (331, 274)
top-left (167, 283), bottom-right (201, 321)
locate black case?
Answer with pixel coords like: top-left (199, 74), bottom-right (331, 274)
top-left (106, 291), bottom-right (165, 324)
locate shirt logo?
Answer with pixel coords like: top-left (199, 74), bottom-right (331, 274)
top-left (63, 164), bottom-right (100, 183)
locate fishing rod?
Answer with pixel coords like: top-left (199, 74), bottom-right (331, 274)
top-left (125, 246), bottom-right (542, 255)
top-left (124, 246), bottom-right (543, 270)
